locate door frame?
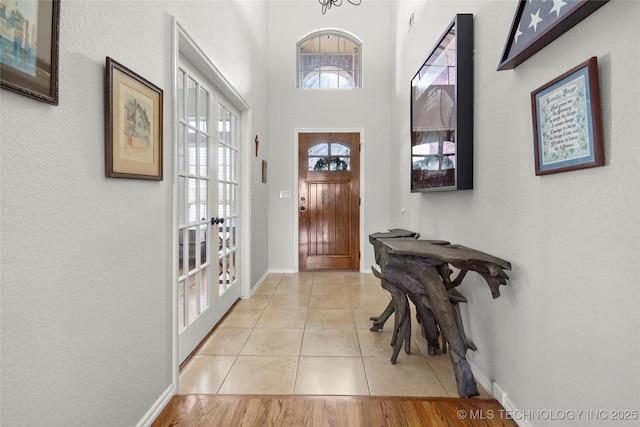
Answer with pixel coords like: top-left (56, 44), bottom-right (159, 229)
top-left (293, 128), bottom-right (366, 273)
top-left (170, 18), bottom-right (251, 395)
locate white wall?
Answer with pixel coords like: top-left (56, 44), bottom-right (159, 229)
top-left (390, 0), bottom-right (640, 423)
top-left (0, 1), bottom-right (268, 425)
top-left (266, 0), bottom-right (393, 271)
top-left (2, 0), bottom-right (637, 424)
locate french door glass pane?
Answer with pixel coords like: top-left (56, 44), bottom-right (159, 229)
top-left (188, 178), bottom-right (197, 223)
top-left (231, 115), bottom-right (238, 148)
top-left (199, 180), bottom-right (208, 221)
top-left (197, 225), bottom-right (206, 265)
top-left (178, 280), bottom-right (185, 331)
top-left (187, 129), bottom-right (197, 174)
top-left (178, 228), bottom-right (186, 274)
top-left (218, 146), bottom-right (228, 181)
top-left (178, 69), bottom-right (185, 120)
top-left (218, 182), bottom-right (225, 217)
top-left (178, 177), bottom-right (185, 226)
top-left (178, 123), bottom-right (185, 174)
top-left (198, 87), bottom-right (208, 132)
top-left (187, 226), bottom-right (197, 272)
top-left (198, 134), bottom-right (208, 176)
top-left (188, 272), bottom-right (197, 324)
top-left (230, 221), bottom-right (236, 250)
top-left (230, 150), bottom-right (237, 181)
top-left (234, 185), bottom-right (239, 216)
top-left (187, 77), bottom-right (197, 122)
top-left (218, 112), bottom-right (226, 141)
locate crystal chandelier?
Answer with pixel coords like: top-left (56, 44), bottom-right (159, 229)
top-left (319, 0), bottom-right (362, 15)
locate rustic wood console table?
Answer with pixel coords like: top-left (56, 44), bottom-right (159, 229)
top-left (369, 230), bottom-right (511, 397)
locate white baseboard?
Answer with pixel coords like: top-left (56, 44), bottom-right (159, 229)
top-left (136, 383), bottom-right (175, 427)
top-left (246, 270), bottom-right (271, 297)
top-left (268, 268), bottom-right (296, 274)
top-left (492, 382), bottom-right (531, 427)
top-left (468, 359), bottom-right (492, 397)
top-left (468, 360), bottom-right (530, 427)
top-left (264, 268), bottom-right (375, 275)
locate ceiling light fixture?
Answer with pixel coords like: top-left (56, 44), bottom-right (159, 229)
top-left (319, 0), bottom-right (362, 15)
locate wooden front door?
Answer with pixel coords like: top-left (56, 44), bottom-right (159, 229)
top-left (298, 133), bottom-right (360, 270)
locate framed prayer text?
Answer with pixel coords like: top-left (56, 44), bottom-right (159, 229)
top-left (531, 57), bottom-right (604, 175)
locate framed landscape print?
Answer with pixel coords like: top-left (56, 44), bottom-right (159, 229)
top-left (531, 57), bottom-right (604, 175)
top-left (0, 0), bottom-right (60, 104)
top-left (105, 57), bottom-right (163, 180)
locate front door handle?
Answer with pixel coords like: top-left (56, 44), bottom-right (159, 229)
top-left (300, 206), bottom-right (305, 211)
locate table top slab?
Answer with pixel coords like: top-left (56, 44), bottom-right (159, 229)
top-left (381, 239), bottom-right (511, 270)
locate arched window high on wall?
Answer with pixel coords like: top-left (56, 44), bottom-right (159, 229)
top-left (297, 29), bottom-right (362, 89)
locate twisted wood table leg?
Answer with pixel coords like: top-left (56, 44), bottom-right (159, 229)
top-left (383, 266), bottom-right (443, 356)
top-left (369, 300), bottom-right (394, 332)
top-left (379, 277), bottom-right (412, 363)
top-left (387, 254), bottom-right (479, 397)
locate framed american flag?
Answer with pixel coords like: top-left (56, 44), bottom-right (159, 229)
top-left (498, 0), bottom-right (609, 70)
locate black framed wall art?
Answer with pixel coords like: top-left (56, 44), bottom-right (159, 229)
top-left (410, 13), bottom-right (474, 192)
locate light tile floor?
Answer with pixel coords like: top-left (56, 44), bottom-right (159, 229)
top-left (179, 272), bottom-right (490, 398)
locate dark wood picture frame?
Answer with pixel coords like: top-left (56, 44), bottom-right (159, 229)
top-left (0, 0), bottom-right (60, 104)
top-left (498, 0), bottom-right (609, 71)
top-left (531, 57), bottom-right (604, 175)
top-left (262, 160), bottom-right (267, 183)
top-left (105, 57), bottom-right (163, 180)
top-left (410, 14), bottom-right (473, 192)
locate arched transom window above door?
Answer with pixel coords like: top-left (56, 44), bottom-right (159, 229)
top-left (297, 29), bottom-right (362, 89)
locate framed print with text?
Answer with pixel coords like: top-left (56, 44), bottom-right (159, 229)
top-left (105, 57), bottom-right (163, 180)
top-left (531, 57), bottom-right (603, 175)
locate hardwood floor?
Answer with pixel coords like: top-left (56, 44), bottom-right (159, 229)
top-left (152, 394), bottom-right (517, 426)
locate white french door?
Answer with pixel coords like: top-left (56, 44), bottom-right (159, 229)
top-left (177, 54), bottom-right (241, 363)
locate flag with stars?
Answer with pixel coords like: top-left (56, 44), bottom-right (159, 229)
top-left (512, 0), bottom-right (578, 54)
top-left (498, 0), bottom-right (610, 70)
